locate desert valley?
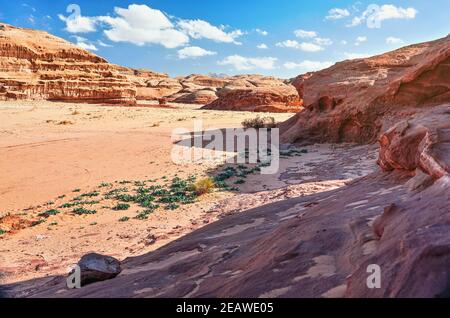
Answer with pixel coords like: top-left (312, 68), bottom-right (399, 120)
top-left (0, 16), bottom-right (449, 299)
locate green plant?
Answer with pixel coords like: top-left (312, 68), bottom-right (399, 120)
top-left (60, 201), bottom-right (99, 208)
top-left (73, 189), bottom-right (81, 193)
top-left (135, 209), bottom-right (154, 220)
top-left (32, 219), bottom-right (46, 226)
top-left (49, 222), bottom-right (58, 226)
top-left (72, 207), bottom-right (97, 215)
top-left (112, 203), bottom-right (130, 211)
top-left (80, 191), bottom-right (100, 198)
top-left (38, 209), bottom-right (60, 218)
top-left (0, 229), bottom-right (7, 235)
top-left (165, 203), bottom-right (180, 210)
top-left (234, 178), bottom-right (246, 184)
top-left (118, 216), bottom-right (130, 222)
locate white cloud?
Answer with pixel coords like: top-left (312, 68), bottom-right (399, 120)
top-left (257, 43), bottom-right (268, 49)
top-left (255, 28), bottom-right (268, 36)
top-left (294, 29), bottom-right (317, 38)
top-left (355, 36), bottom-right (367, 46)
top-left (218, 55), bottom-right (277, 71)
top-left (347, 4), bottom-right (418, 28)
top-left (356, 36), bottom-right (368, 42)
top-left (177, 46), bottom-right (217, 59)
top-left (97, 4), bottom-right (189, 48)
top-left (386, 36), bottom-right (404, 45)
top-left (284, 60), bottom-right (334, 72)
top-left (72, 36), bottom-right (98, 51)
top-left (341, 40), bottom-right (348, 45)
top-left (276, 40), bottom-right (323, 52)
top-left (97, 40), bottom-right (113, 47)
top-left (177, 19), bottom-right (243, 44)
top-left (58, 4), bottom-right (244, 49)
top-left (58, 13), bottom-right (97, 33)
top-left (326, 8), bottom-right (350, 20)
top-left (314, 37), bottom-right (333, 46)
top-left (344, 52), bottom-right (371, 59)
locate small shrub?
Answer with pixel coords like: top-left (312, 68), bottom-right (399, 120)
top-left (193, 177), bottom-right (215, 195)
top-left (31, 219), bottom-right (46, 226)
top-left (242, 116), bottom-right (276, 129)
top-left (80, 191), bottom-right (99, 198)
top-left (118, 216), bottom-right (130, 222)
top-left (165, 203), bottom-right (180, 210)
top-left (112, 203), bottom-right (130, 211)
top-left (234, 178), bottom-right (246, 185)
top-left (135, 209), bottom-right (156, 220)
top-left (73, 207), bottom-right (96, 215)
top-left (0, 229), bottom-right (7, 235)
top-left (38, 209), bottom-right (60, 218)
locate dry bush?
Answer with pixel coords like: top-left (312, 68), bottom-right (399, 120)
top-left (242, 116), bottom-right (276, 129)
top-left (193, 177), bottom-right (216, 195)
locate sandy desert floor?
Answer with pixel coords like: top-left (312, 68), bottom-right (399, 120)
top-left (0, 101), bottom-right (377, 285)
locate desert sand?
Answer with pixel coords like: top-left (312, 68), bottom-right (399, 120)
top-left (0, 101), bottom-right (379, 285)
top-left (0, 101), bottom-right (293, 283)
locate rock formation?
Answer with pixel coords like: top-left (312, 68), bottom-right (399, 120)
top-left (281, 34), bottom-right (450, 143)
top-left (74, 253), bottom-right (122, 286)
top-left (203, 75), bottom-right (302, 112)
top-left (0, 23), bottom-right (136, 105)
top-left (0, 24), bottom-right (300, 112)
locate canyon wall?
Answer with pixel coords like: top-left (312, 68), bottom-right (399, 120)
top-left (0, 23), bottom-right (300, 112)
top-left (280, 34), bottom-right (450, 143)
top-left (0, 23), bottom-right (136, 105)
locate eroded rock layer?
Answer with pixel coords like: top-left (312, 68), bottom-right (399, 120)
top-left (0, 24), bottom-right (300, 112)
top-left (281, 34), bottom-right (450, 143)
top-left (203, 75), bottom-right (302, 112)
top-left (0, 23), bottom-right (136, 105)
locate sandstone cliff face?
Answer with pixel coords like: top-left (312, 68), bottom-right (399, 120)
top-left (203, 75), bottom-right (302, 112)
top-left (0, 23), bottom-right (136, 105)
top-left (281, 34), bottom-right (450, 143)
top-left (0, 23), bottom-right (300, 112)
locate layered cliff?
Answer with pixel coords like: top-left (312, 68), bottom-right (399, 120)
top-left (0, 23), bottom-right (301, 112)
top-left (0, 23), bottom-right (136, 105)
top-left (281, 34), bottom-right (450, 143)
top-left (202, 75), bottom-right (302, 112)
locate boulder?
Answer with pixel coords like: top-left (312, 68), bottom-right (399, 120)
top-left (75, 253), bottom-right (122, 286)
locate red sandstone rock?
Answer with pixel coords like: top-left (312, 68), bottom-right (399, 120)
top-left (0, 23), bottom-right (136, 105)
top-left (202, 75), bottom-right (302, 112)
top-left (280, 34), bottom-right (450, 143)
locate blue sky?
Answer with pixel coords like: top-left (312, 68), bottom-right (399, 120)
top-left (1, 0), bottom-right (450, 78)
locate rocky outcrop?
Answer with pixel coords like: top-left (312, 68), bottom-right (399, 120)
top-left (74, 253), bottom-right (122, 286)
top-left (0, 23), bottom-right (302, 112)
top-left (0, 23), bottom-right (136, 105)
top-left (280, 34), bottom-right (450, 143)
top-left (203, 75), bottom-right (302, 112)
